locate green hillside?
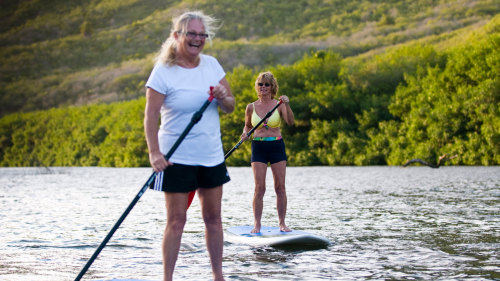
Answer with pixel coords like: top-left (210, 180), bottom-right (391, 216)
top-left (1, 0), bottom-right (498, 115)
top-left (0, 1), bottom-right (499, 167)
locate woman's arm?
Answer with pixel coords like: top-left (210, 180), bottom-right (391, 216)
top-left (279, 95), bottom-right (295, 126)
top-left (144, 88), bottom-right (170, 172)
top-left (240, 103), bottom-right (254, 141)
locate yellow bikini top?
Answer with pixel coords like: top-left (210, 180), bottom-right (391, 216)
top-left (251, 101), bottom-right (281, 129)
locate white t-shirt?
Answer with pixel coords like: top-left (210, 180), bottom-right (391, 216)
top-left (146, 54), bottom-right (226, 166)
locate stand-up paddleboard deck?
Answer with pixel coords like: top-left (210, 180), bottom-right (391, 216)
top-left (225, 225), bottom-right (330, 248)
top-left (95, 279), bottom-right (154, 281)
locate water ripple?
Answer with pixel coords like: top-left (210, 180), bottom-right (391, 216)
top-left (0, 166), bottom-right (499, 280)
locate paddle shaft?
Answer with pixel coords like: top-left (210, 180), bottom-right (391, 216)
top-left (74, 90), bottom-right (215, 281)
top-left (224, 100), bottom-right (283, 159)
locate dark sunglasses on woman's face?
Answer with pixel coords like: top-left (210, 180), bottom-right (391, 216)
top-left (258, 82), bottom-right (271, 87)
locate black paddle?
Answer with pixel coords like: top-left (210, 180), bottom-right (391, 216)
top-left (74, 87), bottom-right (215, 281)
top-left (224, 99), bottom-right (283, 159)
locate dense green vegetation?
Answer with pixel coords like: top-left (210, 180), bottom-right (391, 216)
top-left (1, 1), bottom-right (498, 166)
top-left (1, 14), bottom-right (498, 167)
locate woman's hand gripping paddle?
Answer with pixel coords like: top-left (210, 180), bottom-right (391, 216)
top-left (75, 87), bottom-right (215, 281)
top-left (224, 99), bottom-right (283, 159)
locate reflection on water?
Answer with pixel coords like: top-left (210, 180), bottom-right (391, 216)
top-left (0, 166), bottom-right (499, 280)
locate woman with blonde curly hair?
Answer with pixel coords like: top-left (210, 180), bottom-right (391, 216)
top-left (144, 11), bottom-right (234, 281)
top-left (241, 71), bottom-right (295, 233)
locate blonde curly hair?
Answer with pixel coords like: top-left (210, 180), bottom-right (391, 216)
top-left (155, 11), bottom-right (220, 65)
top-left (255, 71), bottom-right (279, 99)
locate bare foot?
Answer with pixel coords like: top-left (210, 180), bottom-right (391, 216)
top-left (280, 224), bottom-right (291, 232)
top-left (251, 226), bottom-right (261, 233)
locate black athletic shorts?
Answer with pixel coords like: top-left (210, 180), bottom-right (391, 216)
top-left (150, 162), bottom-right (230, 193)
top-left (251, 139), bottom-right (287, 164)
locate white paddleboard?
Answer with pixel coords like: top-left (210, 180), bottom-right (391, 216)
top-left (95, 279), bottom-right (154, 281)
top-left (225, 225), bottom-right (330, 248)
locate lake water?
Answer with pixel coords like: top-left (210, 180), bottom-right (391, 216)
top-left (0, 166), bottom-right (499, 281)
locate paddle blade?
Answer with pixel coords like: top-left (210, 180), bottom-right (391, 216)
top-left (187, 190), bottom-right (196, 209)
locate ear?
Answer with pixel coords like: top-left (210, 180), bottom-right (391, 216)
top-left (173, 31), bottom-right (180, 40)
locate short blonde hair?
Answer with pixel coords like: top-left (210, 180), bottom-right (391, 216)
top-left (155, 11), bottom-right (220, 65)
top-left (255, 71), bottom-right (279, 98)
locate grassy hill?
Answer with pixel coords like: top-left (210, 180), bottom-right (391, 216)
top-left (1, 0), bottom-right (499, 116)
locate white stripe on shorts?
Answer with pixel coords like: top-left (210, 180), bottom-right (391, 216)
top-left (154, 171), bottom-right (164, 191)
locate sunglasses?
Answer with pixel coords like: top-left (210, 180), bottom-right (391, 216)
top-left (258, 82), bottom-right (271, 87)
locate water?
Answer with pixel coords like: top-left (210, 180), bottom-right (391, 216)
top-left (0, 166), bottom-right (499, 281)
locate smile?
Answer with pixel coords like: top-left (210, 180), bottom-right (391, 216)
top-left (188, 42), bottom-right (201, 48)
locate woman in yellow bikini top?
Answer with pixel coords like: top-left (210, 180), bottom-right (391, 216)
top-left (240, 71), bottom-right (295, 234)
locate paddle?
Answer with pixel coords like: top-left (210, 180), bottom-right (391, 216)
top-left (224, 99), bottom-right (283, 159)
top-left (74, 87), bottom-right (215, 281)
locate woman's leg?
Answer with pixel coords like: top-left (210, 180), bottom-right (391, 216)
top-left (198, 186), bottom-right (225, 281)
top-left (270, 160), bottom-right (290, 232)
top-left (251, 161), bottom-right (268, 233)
top-left (163, 192), bottom-right (189, 281)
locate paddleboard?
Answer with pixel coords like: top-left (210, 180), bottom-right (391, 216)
top-left (225, 225), bottom-right (330, 248)
top-left (95, 279), bottom-right (154, 281)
